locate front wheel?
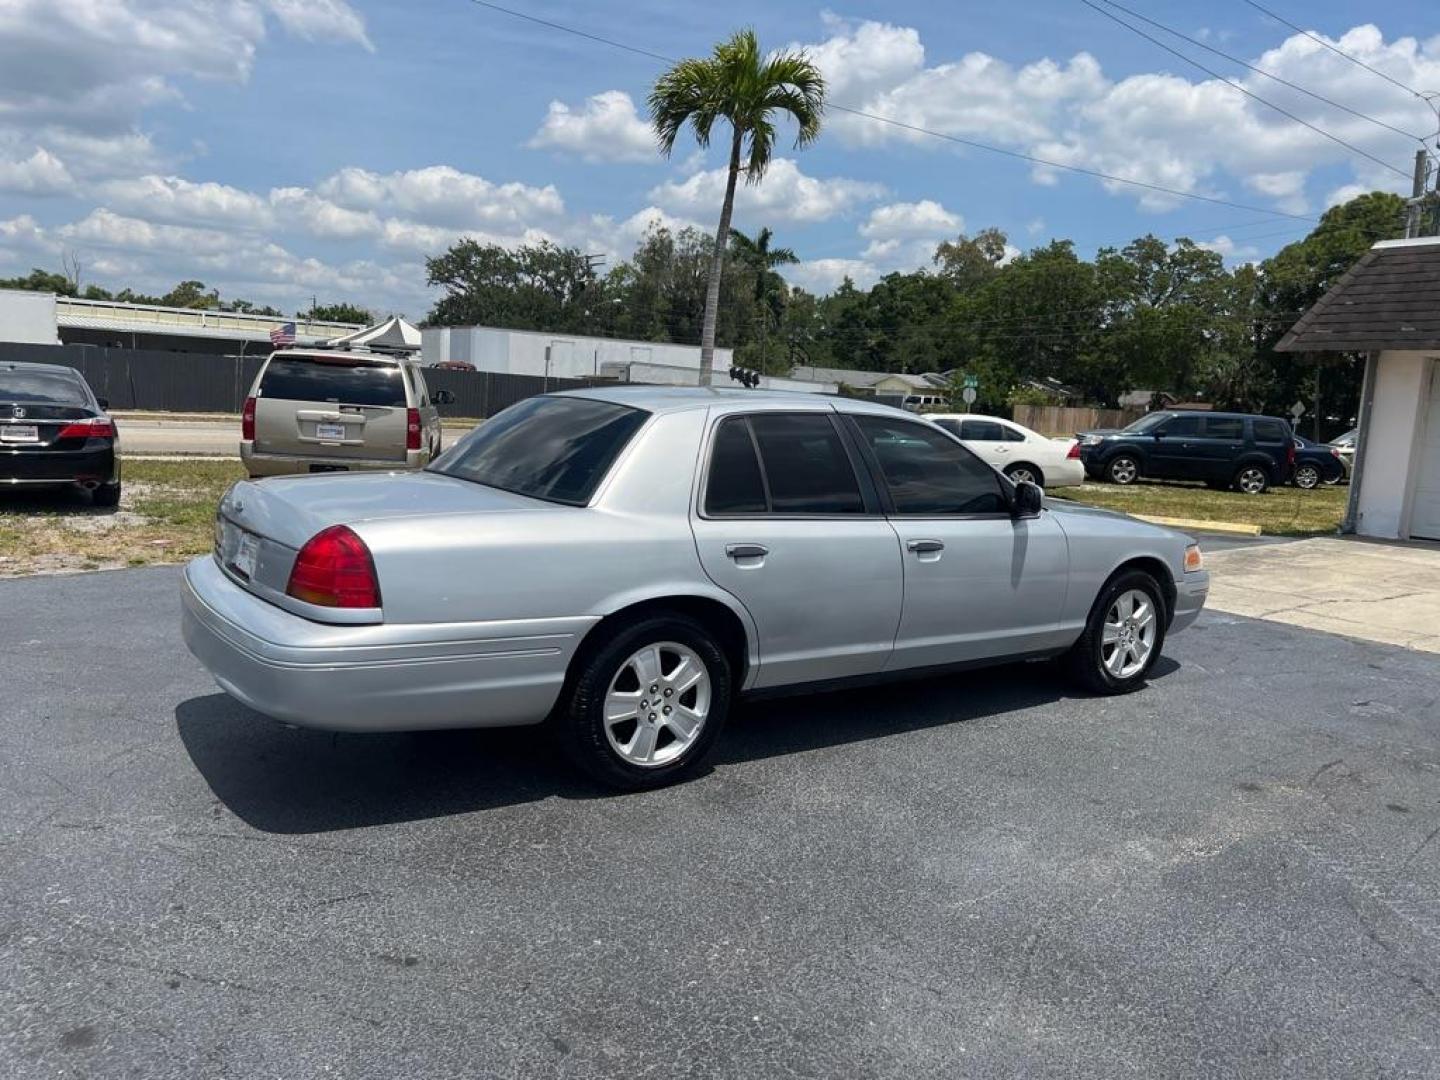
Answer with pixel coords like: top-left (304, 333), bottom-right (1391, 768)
top-left (1107, 455), bottom-right (1140, 485)
top-left (1292, 463), bottom-right (1321, 489)
top-left (1065, 571), bottom-right (1166, 694)
top-left (1233, 464), bottom-right (1270, 495)
top-left (553, 615), bottom-right (731, 790)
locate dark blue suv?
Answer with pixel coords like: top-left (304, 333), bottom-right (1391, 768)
top-left (1078, 411), bottom-right (1295, 494)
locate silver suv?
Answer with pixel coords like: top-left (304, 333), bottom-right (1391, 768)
top-left (240, 349), bottom-right (453, 477)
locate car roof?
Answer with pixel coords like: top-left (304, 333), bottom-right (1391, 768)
top-left (1153, 409), bottom-right (1287, 422)
top-left (552, 384), bottom-right (911, 416)
top-left (0, 361), bottom-right (85, 377)
top-left (268, 348), bottom-right (409, 365)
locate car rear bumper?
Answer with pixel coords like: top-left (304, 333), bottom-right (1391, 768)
top-left (0, 444), bottom-right (117, 485)
top-left (181, 555), bottom-right (592, 732)
top-left (241, 443), bottom-right (430, 477)
top-left (1046, 458), bottom-right (1085, 488)
top-left (1170, 570), bottom-right (1209, 634)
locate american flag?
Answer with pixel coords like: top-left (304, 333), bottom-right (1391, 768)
top-left (270, 321), bottom-right (296, 346)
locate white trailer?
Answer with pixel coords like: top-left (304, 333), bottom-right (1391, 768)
top-left (0, 289), bottom-right (61, 345)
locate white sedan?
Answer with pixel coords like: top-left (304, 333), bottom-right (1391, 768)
top-left (927, 413), bottom-right (1085, 488)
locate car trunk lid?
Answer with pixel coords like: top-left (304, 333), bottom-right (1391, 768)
top-left (0, 402), bottom-right (96, 450)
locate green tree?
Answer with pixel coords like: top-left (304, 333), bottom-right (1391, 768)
top-left (307, 302), bottom-right (374, 324)
top-left (730, 226), bottom-right (799, 369)
top-left (0, 268), bottom-right (77, 296)
top-left (425, 239), bottom-right (599, 331)
top-left (650, 28), bottom-right (825, 383)
top-left (933, 227), bottom-right (1010, 293)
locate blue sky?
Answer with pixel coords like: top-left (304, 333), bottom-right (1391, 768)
top-left (1, 0), bottom-right (1437, 318)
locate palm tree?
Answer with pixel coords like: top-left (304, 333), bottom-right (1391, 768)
top-left (650, 29), bottom-right (824, 385)
top-left (731, 227), bottom-right (798, 366)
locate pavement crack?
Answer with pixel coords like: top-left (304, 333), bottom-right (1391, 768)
top-left (1402, 824), bottom-right (1440, 872)
top-left (1307, 758), bottom-right (1344, 787)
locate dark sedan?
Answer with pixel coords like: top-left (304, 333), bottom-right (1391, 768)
top-left (1291, 435), bottom-right (1346, 488)
top-left (0, 362), bottom-right (121, 505)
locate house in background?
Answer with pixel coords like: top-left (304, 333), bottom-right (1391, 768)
top-left (789, 365), bottom-right (947, 408)
top-left (1277, 237), bottom-right (1440, 542)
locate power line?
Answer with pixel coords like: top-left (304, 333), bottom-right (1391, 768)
top-left (1095, 0), bottom-right (1426, 144)
top-left (461, 0), bottom-right (1319, 222)
top-left (1081, 0), bottom-right (1412, 179)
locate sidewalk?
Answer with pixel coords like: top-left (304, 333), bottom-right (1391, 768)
top-left (1203, 536), bottom-right (1440, 653)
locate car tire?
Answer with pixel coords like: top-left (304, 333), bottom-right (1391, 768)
top-left (1292, 463), bottom-right (1321, 489)
top-left (1233, 464), bottom-right (1270, 495)
top-left (1107, 455), bottom-right (1140, 485)
top-left (553, 614), bottom-right (731, 790)
top-left (1004, 463), bottom-right (1044, 487)
top-left (92, 483), bottom-right (121, 508)
top-left (1065, 570), bottom-right (1167, 695)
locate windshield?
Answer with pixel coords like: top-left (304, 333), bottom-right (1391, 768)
top-left (0, 369), bottom-right (90, 405)
top-left (1121, 412), bottom-right (1169, 433)
top-left (430, 395), bottom-right (649, 505)
top-left (259, 357), bottom-right (407, 407)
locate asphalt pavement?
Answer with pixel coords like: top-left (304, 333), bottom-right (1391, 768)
top-left (2, 566), bottom-right (1439, 1078)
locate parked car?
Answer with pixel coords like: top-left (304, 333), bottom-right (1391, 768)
top-left (240, 348), bottom-right (455, 478)
top-left (184, 388), bottom-right (1210, 790)
top-left (432, 360), bottom-right (476, 372)
top-left (1290, 435), bottom-right (1347, 489)
top-left (0, 361), bottom-right (121, 506)
top-left (1078, 410), bottom-right (1295, 494)
top-left (927, 413), bottom-right (1084, 487)
top-left (1328, 428), bottom-right (1356, 480)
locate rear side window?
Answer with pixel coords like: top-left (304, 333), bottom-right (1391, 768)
top-left (852, 415), bottom-right (1006, 515)
top-left (704, 418), bottom-right (768, 514)
top-left (1254, 419), bottom-right (1290, 442)
top-left (1205, 417), bottom-right (1243, 440)
top-left (747, 413), bottom-right (864, 514)
top-left (959, 419), bottom-right (1006, 441)
top-left (430, 395), bottom-right (647, 505)
top-left (259, 357), bottom-right (408, 407)
top-left (0, 369), bottom-right (90, 405)
top-left (1000, 424), bottom-right (1026, 443)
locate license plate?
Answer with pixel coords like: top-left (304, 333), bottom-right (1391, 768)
top-left (233, 530), bottom-right (260, 579)
top-left (315, 422), bottom-right (347, 441)
top-left (309, 464), bottom-right (349, 473)
top-left (0, 425), bottom-right (39, 442)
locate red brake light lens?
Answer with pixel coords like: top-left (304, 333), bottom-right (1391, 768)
top-left (1066, 441), bottom-right (1081, 459)
top-left (1286, 441), bottom-right (1296, 466)
top-left (406, 407), bottom-right (421, 451)
top-left (242, 396), bottom-right (256, 441)
top-left (286, 525), bottom-right (381, 609)
top-left (58, 417), bottom-right (116, 440)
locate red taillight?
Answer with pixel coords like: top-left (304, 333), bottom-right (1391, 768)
top-left (1066, 441), bottom-right (1081, 460)
top-left (58, 417), bottom-right (116, 440)
top-left (406, 407), bottom-right (421, 451)
top-left (286, 525), bottom-right (381, 609)
top-left (242, 396), bottom-right (256, 441)
top-left (1286, 441), bottom-right (1296, 466)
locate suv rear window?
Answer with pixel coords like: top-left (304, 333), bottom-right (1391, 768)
top-left (259, 357), bottom-right (408, 407)
top-left (430, 395), bottom-right (648, 505)
top-left (0, 369), bottom-right (90, 405)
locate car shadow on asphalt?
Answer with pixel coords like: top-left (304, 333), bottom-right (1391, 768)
top-left (0, 488), bottom-right (115, 515)
top-left (176, 656), bottom-right (1180, 835)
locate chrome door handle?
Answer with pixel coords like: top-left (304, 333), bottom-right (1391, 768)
top-left (726, 543), bottom-right (768, 559)
top-left (906, 539), bottom-right (944, 554)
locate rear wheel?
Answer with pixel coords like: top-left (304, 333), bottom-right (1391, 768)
top-left (1065, 571), bottom-right (1166, 694)
top-left (1107, 455), bottom-right (1140, 485)
top-left (1233, 464), bottom-right (1270, 495)
top-left (553, 614), bottom-right (731, 790)
top-left (1292, 463), bottom-right (1321, 489)
top-left (1004, 462), bottom-right (1044, 486)
top-left (92, 482), bottom-right (121, 508)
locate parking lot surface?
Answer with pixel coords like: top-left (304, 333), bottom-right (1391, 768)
top-left (3, 566), bottom-right (1439, 1078)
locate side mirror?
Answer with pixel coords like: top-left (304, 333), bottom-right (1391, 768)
top-left (433, 389), bottom-right (455, 406)
top-left (96, 397), bottom-right (110, 410)
top-left (1011, 480), bottom-right (1043, 517)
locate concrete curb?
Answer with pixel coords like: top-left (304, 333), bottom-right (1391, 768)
top-left (1133, 514), bottom-right (1263, 536)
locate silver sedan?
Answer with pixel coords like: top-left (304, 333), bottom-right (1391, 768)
top-left (182, 387), bottom-right (1209, 789)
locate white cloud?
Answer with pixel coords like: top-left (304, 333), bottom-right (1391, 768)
top-left (785, 257), bottom-right (876, 293)
top-left (859, 199), bottom-right (963, 241)
top-left (269, 187), bottom-right (379, 240)
top-left (99, 175), bottom-right (272, 228)
top-left (57, 208), bottom-right (234, 257)
top-left (263, 0), bottom-right (373, 52)
top-left (529, 90), bottom-right (656, 163)
top-left (318, 165), bottom-right (565, 230)
top-left (649, 158), bottom-right (885, 225)
top-left (0, 148), bottom-right (74, 195)
top-left (0, 215), bottom-right (58, 262)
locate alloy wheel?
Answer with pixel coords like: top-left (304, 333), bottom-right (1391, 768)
top-left (1007, 466), bottom-right (1036, 485)
top-left (1237, 466), bottom-right (1268, 494)
top-left (1102, 589), bottom-right (1156, 679)
top-left (1109, 457), bottom-right (1138, 484)
top-left (603, 642), bottom-right (711, 767)
top-left (1294, 465), bottom-right (1320, 489)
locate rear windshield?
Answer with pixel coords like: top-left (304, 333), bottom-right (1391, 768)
top-left (430, 396), bottom-right (648, 506)
top-left (0, 369), bottom-right (90, 405)
top-left (259, 357), bottom-right (407, 407)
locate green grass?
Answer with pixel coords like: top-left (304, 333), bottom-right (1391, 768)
top-left (1050, 479), bottom-right (1346, 536)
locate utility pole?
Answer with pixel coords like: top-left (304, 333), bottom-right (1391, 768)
top-left (1406, 150), bottom-right (1439, 238)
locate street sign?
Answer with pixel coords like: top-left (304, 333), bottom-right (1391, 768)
top-left (963, 375), bottom-right (979, 390)
top-left (1289, 400), bottom-right (1306, 420)
top-left (961, 387), bottom-right (978, 405)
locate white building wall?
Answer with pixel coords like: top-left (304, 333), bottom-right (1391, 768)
top-left (422, 324), bottom-right (733, 382)
top-left (0, 289), bottom-right (60, 344)
top-left (1355, 350), bottom-right (1434, 539)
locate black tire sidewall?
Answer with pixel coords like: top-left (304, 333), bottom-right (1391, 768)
top-left (1070, 570), bottom-right (1167, 694)
top-left (556, 614), bottom-right (731, 790)
top-left (1108, 455), bottom-right (1139, 485)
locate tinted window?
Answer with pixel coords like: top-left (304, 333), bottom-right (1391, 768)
top-left (748, 413), bottom-right (863, 514)
top-left (1254, 419), bottom-right (1290, 442)
top-left (1205, 417), bottom-right (1243, 440)
top-left (705, 418), bottom-right (767, 514)
top-left (1158, 414), bottom-right (1203, 437)
top-left (0, 369), bottom-right (90, 405)
top-left (1122, 413), bottom-right (1169, 433)
top-left (430, 395), bottom-right (648, 505)
top-left (959, 419), bottom-right (1006, 441)
top-left (260, 357), bottom-right (408, 407)
top-left (853, 415), bottom-right (1006, 515)
top-left (1001, 424), bottom-right (1027, 442)
top-left (932, 418), bottom-right (963, 438)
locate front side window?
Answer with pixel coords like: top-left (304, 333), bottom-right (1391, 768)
top-left (852, 415), bottom-right (1007, 515)
top-left (260, 356), bottom-right (408, 407)
top-left (1158, 415), bottom-right (1204, 437)
top-left (430, 395), bottom-right (648, 505)
top-left (746, 413), bottom-right (864, 514)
